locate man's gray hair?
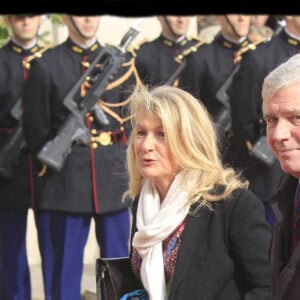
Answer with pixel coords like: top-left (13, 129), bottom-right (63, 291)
top-left (262, 53), bottom-right (300, 101)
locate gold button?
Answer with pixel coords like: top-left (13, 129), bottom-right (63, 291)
top-left (98, 132), bottom-right (112, 146)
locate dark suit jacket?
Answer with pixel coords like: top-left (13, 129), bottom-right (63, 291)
top-left (270, 174), bottom-right (300, 300)
top-left (131, 187), bottom-right (271, 300)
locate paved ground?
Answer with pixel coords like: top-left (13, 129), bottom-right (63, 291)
top-left (31, 263), bottom-right (97, 300)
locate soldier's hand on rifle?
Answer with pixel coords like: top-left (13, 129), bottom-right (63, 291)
top-left (80, 79), bottom-right (92, 97)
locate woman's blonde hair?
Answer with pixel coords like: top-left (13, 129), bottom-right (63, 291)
top-left (125, 85), bottom-right (247, 208)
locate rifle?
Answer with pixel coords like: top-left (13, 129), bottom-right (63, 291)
top-left (215, 63), bottom-right (241, 147)
top-left (0, 98), bottom-right (25, 179)
top-left (248, 114), bottom-right (276, 167)
top-left (37, 19), bottom-right (143, 172)
top-left (165, 39), bottom-right (206, 86)
top-left (164, 59), bottom-right (187, 86)
top-left (215, 38), bottom-right (266, 149)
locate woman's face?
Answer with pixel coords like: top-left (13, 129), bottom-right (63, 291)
top-left (133, 110), bottom-right (181, 196)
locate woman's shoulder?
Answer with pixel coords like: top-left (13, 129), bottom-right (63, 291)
top-left (220, 188), bottom-right (268, 229)
top-left (212, 187), bottom-right (264, 215)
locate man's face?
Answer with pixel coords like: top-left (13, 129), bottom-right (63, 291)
top-left (219, 14), bottom-right (251, 41)
top-left (263, 82), bottom-right (300, 178)
top-left (158, 16), bottom-right (191, 39)
top-left (62, 15), bottom-right (100, 43)
top-left (285, 16), bottom-right (300, 36)
top-left (5, 15), bottom-right (42, 46)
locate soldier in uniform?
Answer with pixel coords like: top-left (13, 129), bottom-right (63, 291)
top-left (229, 16), bottom-right (300, 226)
top-left (179, 15), bottom-right (258, 159)
top-left (134, 15), bottom-right (205, 87)
top-left (22, 15), bottom-right (140, 300)
top-left (0, 15), bottom-right (53, 300)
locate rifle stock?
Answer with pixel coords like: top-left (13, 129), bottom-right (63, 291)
top-left (37, 115), bottom-right (88, 172)
top-left (215, 64), bottom-right (241, 146)
top-left (37, 20), bottom-right (142, 172)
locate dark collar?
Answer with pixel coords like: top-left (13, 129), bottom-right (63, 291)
top-left (8, 39), bottom-right (40, 56)
top-left (279, 29), bottom-right (300, 49)
top-left (158, 34), bottom-right (189, 47)
top-left (215, 32), bottom-right (250, 51)
top-left (66, 38), bottom-right (100, 55)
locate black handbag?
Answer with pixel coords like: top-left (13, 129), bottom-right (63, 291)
top-left (96, 257), bottom-right (143, 300)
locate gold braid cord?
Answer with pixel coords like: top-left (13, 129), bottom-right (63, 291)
top-left (175, 38), bottom-right (207, 64)
top-left (38, 164), bottom-right (47, 177)
top-left (172, 38), bottom-right (207, 87)
top-left (105, 57), bottom-right (135, 91)
top-left (98, 103), bottom-right (132, 125)
top-left (95, 57), bottom-right (143, 124)
top-left (22, 45), bottom-right (51, 70)
top-left (234, 37), bottom-right (266, 64)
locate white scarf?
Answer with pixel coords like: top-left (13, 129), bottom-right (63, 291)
top-left (132, 171), bottom-right (190, 300)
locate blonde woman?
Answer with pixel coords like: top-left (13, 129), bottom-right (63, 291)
top-left (123, 85), bottom-right (271, 300)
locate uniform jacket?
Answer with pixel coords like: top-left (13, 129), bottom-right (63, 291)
top-left (134, 34), bottom-right (203, 86)
top-left (0, 40), bottom-right (46, 209)
top-left (270, 174), bottom-right (300, 300)
top-left (228, 29), bottom-right (300, 205)
top-left (130, 187), bottom-right (272, 300)
top-left (22, 38), bottom-right (137, 214)
top-left (179, 33), bottom-right (252, 120)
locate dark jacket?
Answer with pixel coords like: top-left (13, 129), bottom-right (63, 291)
top-left (179, 33), bottom-right (253, 120)
top-left (22, 38), bottom-right (137, 214)
top-left (270, 174), bottom-right (300, 300)
top-left (134, 34), bottom-right (203, 87)
top-left (178, 33), bottom-right (255, 163)
top-left (0, 40), bottom-right (47, 209)
top-left (131, 187), bottom-right (271, 300)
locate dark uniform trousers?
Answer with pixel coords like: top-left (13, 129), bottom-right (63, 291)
top-left (0, 41), bottom-right (53, 300)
